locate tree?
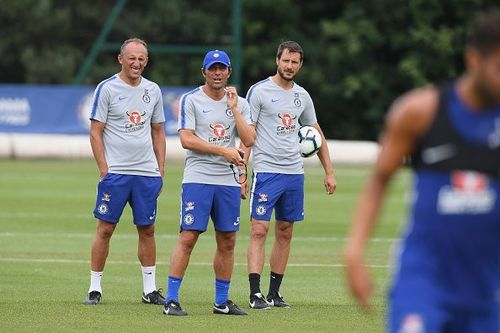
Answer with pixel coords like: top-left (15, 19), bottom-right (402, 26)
top-left (0, 0), bottom-right (497, 139)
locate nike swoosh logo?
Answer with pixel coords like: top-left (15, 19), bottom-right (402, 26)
top-left (271, 99), bottom-right (279, 102)
top-left (249, 301), bottom-right (256, 308)
top-left (202, 110), bottom-right (212, 113)
top-left (421, 143), bottom-right (457, 164)
top-left (143, 296), bottom-right (150, 302)
top-left (145, 272), bottom-right (152, 275)
top-left (234, 221), bottom-right (240, 226)
top-left (118, 96), bottom-right (127, 100)
top-left (215, 306), bottom-right (230, 314)
top-left (149, 216), bottom-right (155, 220)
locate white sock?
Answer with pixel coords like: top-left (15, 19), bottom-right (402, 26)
top-left (89, 270), bottom-right (103, 293)
top-left (142, 265), bottom-right (156, 295)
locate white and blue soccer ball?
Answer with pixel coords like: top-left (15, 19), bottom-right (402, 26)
top-left (298, 125), bottom-right (322, 157)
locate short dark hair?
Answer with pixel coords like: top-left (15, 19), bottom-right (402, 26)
top-left (467, 9), bottom-right (500, 54)
top-left (120, 38), bottom-right (148, 55)
top-left (276, 41), bottom-right (304, 61)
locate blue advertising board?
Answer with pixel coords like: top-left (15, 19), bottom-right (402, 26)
top-left (0, 85), bottom-right (193, 135)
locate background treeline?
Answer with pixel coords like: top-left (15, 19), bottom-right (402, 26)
top-left (0, 0), bottom-right (497, 140)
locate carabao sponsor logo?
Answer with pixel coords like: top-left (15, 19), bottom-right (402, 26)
top-left (208, 123), bottom-right (231, 144)
top-left (125, 110), bottom-right (146, 132)
top-left (276, 112), bottom-right (297, 135)
top-left (437, 171), bottom-right (496, 214)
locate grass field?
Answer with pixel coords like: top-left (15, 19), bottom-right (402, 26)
top-left (0, 159), bottom-right (411, 332)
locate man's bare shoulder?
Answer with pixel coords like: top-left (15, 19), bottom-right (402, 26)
top-left (387, 85), bottom-right (439, 135)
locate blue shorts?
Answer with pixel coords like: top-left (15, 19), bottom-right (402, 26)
top-left (249, 172), bottom-right (304, 222)
top-left (179, 183), bottom-right (241, 232)
top-left (93, 173), bottom-right (163, 226)
top-left (389, 289), bottom-right (499, 333)
top-left (389, 248), bottom-right (499, 333)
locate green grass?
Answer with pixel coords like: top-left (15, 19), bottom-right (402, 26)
top-left (0, 159), bottom-right (411, 332)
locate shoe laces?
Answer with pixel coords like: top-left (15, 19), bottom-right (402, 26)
top-left (225, 300), bottom-right (237, 307)
top-left (168, 300), bottom-right (182, 309)
top-left (149, 288), bottom-right (163, 297)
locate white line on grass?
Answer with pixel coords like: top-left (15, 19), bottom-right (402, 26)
top-left (0, 257), bottom-right (392, 269)
top-left (0, 232), bottom-right (399, 242)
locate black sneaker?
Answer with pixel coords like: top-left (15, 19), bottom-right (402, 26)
top-left (266, 291), bottom-right (290, 308)
top-left (213, 300), bottom-right (248, 315)
top-left (163, 300), bottom-right (188, 316)
top-left (249, 292), bottom-right (270, 309)
top-left (83, 290), bottom-right (101, 305)
top-left (142, 289), bottom-right (165, 305)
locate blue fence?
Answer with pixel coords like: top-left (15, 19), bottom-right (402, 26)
top-left (0, 85), bottom-right (193, 135)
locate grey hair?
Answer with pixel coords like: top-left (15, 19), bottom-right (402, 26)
top-left (120, 38), bottom-right (148, 55)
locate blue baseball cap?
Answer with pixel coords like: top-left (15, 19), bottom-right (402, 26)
top-left (203, 50), bottom-right (231, 69)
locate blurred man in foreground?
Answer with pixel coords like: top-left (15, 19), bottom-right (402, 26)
top-left (344, 9), bottom-right (500, 333)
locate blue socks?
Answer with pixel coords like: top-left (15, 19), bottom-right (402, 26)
top-left (215, 278), bottom-right (231, 305)
top-left (166, 276), bottom-right (183, 302)
top-left (167, 276), bottom-right (230, 305)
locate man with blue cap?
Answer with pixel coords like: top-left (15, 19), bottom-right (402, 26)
top-left (162, 50), bottom-right (255, 316)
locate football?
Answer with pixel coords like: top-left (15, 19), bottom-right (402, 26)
top-left (298, 125), bottom-right (322, 157)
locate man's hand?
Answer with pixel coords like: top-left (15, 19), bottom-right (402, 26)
top-left (222, 147), bottom-right (245, 167)
top-left (225, 86), bottom-right (238, 110)
top-left (240, 177), bottom-right (249, 199)
top-left (324, 173), bottom-right (337, 194)
top-left (344, 248), bottom-right (374, 312)
top-left (99, 168), bottom-right (108, 181)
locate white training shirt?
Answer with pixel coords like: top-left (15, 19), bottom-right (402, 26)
top-left (246, 77), bottom-right (317, 174)
top-left (178, 86), bottom-right (252, 186)
top-left (90, 74), bottom-right (165, 177)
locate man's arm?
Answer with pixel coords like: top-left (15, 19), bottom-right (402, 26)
top-left (225, 86), bottom-right (256, 148)
top-left (89, 120), bottom-right (108, 180)
top-left (343, 87), bottom-right (438, 310)
top-left (239, 84), bottom-right (261, 199)
top-left (238, 141), bottom-right (253, 199)
top-left (311, 122), bottom-right (336, 195)
top-left (151, 122), bottom-right (166, 177)
top-left (178, 129), bottom-right (244, 167)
